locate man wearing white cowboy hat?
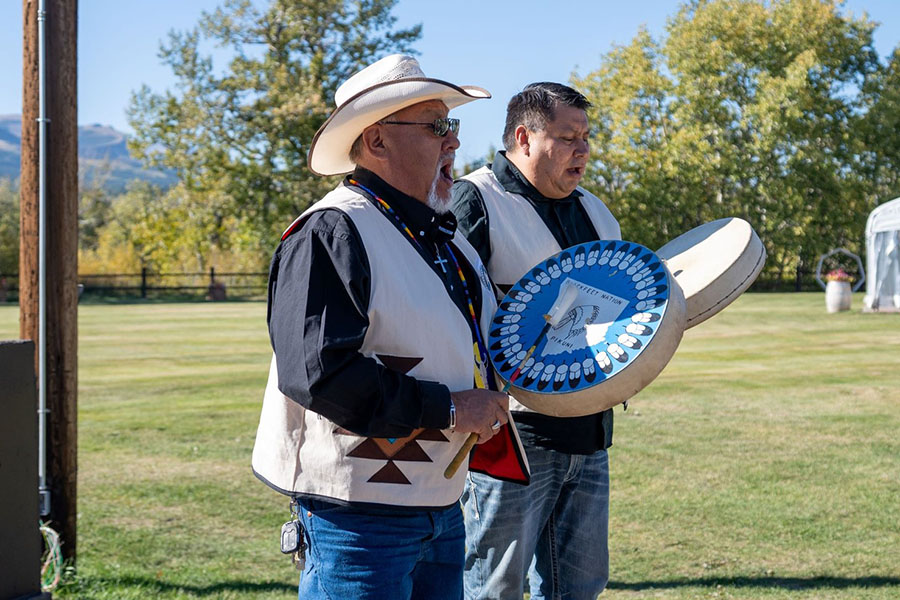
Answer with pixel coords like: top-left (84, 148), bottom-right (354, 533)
top-left (251, 54), bottom-right (511, 599)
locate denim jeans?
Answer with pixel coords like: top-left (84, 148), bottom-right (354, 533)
top-left (462, 446), bottom-right (610, 600)
top-left (297, 498), bottom-right (465, 600)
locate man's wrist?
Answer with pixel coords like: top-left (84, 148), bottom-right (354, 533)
top-left (448, 398), bottom-right (456, 431)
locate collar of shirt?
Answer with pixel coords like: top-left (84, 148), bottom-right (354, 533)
top-left (490, 151), bottom-right (583, 205)
top-left (348, 167), bottom-right (458, 245)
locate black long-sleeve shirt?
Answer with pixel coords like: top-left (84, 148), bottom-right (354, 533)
top-left (451, 151), bottom-right (614, 454)
top-left (267, 167), bottom-right (483, 439)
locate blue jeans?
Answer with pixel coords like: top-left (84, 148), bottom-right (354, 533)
top-left (297, 498), bottom-right (465, 600)
top-left (462, 446), bottom-right (610, 600)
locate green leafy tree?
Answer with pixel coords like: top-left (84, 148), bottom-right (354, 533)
top-left (79, 165), bottom-right (116, 254)
top-left (859, 48), bottom-right (900, 204)
top-left (455, 145), bottom-right (496, 179)
top-left (0, 178), bottom-right (19, 276)
top-left (128, 0), bottom-right (421, 268)
top-left (82, 182), bottom-right (168, 271)
top-left (81, 181), bottom-right (228, 274)
top-left (575, 0), bottom-right (890, 285)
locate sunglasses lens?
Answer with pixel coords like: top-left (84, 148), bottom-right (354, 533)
top-left (433, 118), bottom-right (459, 137)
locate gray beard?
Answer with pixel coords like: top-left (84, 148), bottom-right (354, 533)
top-left (427, 188), bottom-right (451, 214)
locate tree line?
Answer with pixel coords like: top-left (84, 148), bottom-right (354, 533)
top-left (2, 0), bottom-right (898, 287)
top-left (575, 0), bottom-right (900, 284)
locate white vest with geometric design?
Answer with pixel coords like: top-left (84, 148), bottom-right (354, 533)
top-left (251, 183), bottom-right (497, 508)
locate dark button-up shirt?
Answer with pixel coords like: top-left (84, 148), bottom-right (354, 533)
top-left (268, 167), bottom-right (483, 439)
top-left (451, 151), bottom-right (614, 454)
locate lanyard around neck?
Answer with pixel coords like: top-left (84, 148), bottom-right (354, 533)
top-left (348, 178), bottom-right (492, 384)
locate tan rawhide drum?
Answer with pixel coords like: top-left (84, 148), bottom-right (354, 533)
top-left (488, 240), bottom-right (686, 417)
top-left (656, 217), bottom-right (766, 329)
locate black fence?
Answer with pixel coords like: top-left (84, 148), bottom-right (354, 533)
top-left (0, 267), bottom-right (846, 303)
top-left (753, 269), bottom-right (826, 293)
top-left (0, 268), bottom-right (268, 302)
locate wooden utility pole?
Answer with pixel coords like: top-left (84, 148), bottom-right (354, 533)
top-left (20, 0), bottom-right (79, 562)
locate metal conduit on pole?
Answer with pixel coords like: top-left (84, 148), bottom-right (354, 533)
top-left (37, 0), bottom-right (50, 520)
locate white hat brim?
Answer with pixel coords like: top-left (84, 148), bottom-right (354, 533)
top-left (308, 77), bottom-right (490, 176)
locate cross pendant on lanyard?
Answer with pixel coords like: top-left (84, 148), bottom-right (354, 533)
top-left (433, 249), bottom-right (449, 273)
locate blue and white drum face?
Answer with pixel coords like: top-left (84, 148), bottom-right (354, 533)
top-left (489, 240), bottom-right (673, 395)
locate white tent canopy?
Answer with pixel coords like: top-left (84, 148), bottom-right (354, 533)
top-left (864, 196), bottom-right (900, 311)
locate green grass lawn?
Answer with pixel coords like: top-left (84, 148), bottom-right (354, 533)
top-left (1, 294), bottom-right (898, 599)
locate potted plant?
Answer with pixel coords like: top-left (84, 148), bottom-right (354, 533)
top-left (816, 248), bottom-right (866, 313)
top-left (824, 268), bottom-right (852, 312)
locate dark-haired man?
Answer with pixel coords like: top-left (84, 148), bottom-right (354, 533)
top-left (451, 82), bottom-right (620, 600)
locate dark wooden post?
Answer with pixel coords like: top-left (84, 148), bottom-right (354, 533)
top-left (20, 0), bottom-right (79, 562)
top-left (141, 267), bottom-right (147, 298)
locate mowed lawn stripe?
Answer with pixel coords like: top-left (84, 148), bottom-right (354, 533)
top-left (0, 295), bottom-right (898, 599)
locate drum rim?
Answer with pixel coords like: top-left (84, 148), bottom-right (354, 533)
top-left (656, 217), bottom-right (766, 329)
top-left (685, 235), bottom-right (766, 327)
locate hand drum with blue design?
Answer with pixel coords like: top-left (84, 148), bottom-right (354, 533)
top-left (489, 240), bottom-right (686, 417)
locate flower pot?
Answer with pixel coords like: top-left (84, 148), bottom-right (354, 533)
top-left (825, 280), bottom-right (851, 313)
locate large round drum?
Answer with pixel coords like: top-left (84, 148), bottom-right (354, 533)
top-left (656, 217), bottom-right (766, 329)
top-left (489, 240), bottom-right (686, 417)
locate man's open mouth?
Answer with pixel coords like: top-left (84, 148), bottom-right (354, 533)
top-left (440, 161), bottom-right (454, 183)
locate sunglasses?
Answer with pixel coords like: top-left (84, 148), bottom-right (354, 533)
top-left (380, 117), bottom-right (460, 137)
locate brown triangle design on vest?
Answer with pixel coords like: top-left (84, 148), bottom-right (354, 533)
top-left (415, 429), bottom-right (450, 442)
top-left (371, 429), bottom-right (425, 457)
top-left (346, 438), bottom-right (388, 460)
top-left (368, 460), bottom-right (411, 484)
top-left (376, 354), bottom-right (423, 374)
top-left (336, 427), bottom-right (448, 443)
top-left (391, 441), bottom-right (432, 462)
top-left (341, 424), bottom-right (452, 484)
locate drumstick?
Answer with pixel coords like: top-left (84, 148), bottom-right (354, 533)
top-left (443, 281), bottom-right (580, 479)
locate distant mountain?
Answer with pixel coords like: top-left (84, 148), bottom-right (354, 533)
top-left (0, 114), bottom-right (177, 191)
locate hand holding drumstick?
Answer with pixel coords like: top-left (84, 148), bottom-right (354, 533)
top-left (443, 281), bottom-right (580, 479)
top-left (449, 388), bottom-right (510, 444)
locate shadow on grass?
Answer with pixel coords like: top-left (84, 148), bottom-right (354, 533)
top-left (66, 574), bottom-right (900, 596)
top-left (608, 575), bottom-right (900, 591)
top-left (61, 575), bottom-right (296, 597)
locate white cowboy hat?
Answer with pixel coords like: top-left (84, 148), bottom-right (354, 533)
top-left (307, 54), bottom-right (491, 176)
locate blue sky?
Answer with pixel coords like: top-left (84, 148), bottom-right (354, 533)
top-left (1, 0), bottom-right (898, 163)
